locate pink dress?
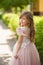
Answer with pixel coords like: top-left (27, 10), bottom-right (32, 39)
top-left (9, 26), bottom-right (41, 65)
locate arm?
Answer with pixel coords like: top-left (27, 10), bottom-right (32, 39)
top-left (14, 35), bottom-right (23, 58)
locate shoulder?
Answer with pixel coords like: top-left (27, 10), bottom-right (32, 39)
top-left (16, 27), bottom-right (25, 31)
top-left (16, 27), bottom-right (26, 36)
top-left (16, 27), bottom-right (24, 36)
top-left (16, 26), bottom-right (30, 36)
top-left (16, 26), bottom-right (27, 33)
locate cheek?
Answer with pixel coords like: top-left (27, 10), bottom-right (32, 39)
top-left (22, 20), bottom-right (26, 24)
top-left (23, 21), bottom-right (27, 25)
top-left (19, 19), bottom-right (28, 26)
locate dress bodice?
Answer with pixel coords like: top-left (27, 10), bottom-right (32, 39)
top-left (16, 26), bottom-right (31, 48)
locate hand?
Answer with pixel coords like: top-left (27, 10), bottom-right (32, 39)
top-left (14, 54), bottom-right (18, 59)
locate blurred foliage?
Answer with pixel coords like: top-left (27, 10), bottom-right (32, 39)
top-left (0, 0), bottom-right (30, 12)
top-left (0, 0), bottom-right (38, 12)
top-left (35, 19), bottom-right (43, 49)
top-left (33, 16), bottom-right (43, 48)
top-left (2, 13), bottom-right (19, 31)
top-left (0, 8), bottom-right (4, 19)
top-left (33, 16), bottom-right (43, 65)
top-left (31, 0), bottom-right (37, 2)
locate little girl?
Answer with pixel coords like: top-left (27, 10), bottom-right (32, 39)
top-left (9, 11), bottom-right (41, 65)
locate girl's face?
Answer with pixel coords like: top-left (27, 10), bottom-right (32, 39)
top-left (19, 16), bottom-right (29, 27)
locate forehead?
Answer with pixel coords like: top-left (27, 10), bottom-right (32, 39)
top-left (20, 15), bottom-right (27, 19)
